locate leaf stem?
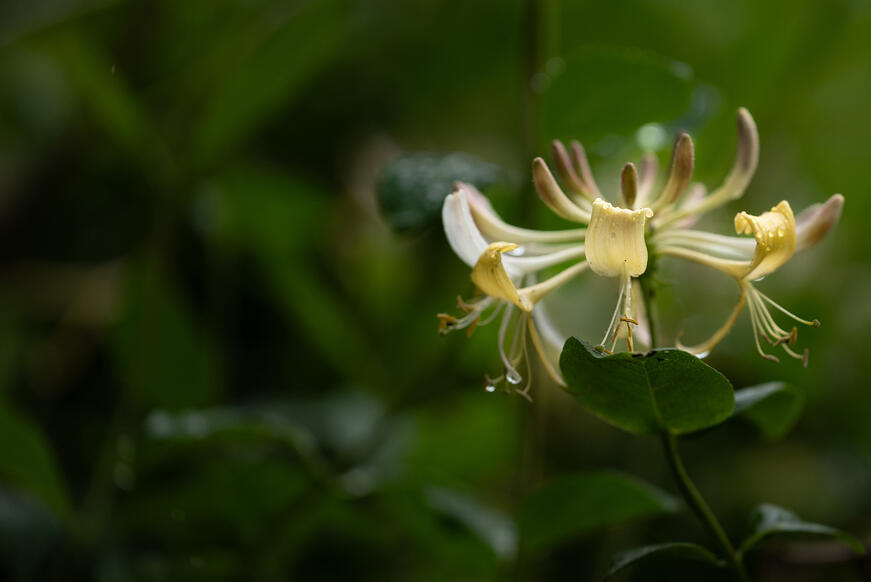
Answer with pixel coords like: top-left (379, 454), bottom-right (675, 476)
top-left (661, 432), bottom-right (750, 581)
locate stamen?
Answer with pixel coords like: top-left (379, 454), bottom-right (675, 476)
top-left (498, 304), bottom-right (521, 381)
top-left (465, 316), bottom-right (480, 337)
top-left (457, 295), bottom-right (476, 313)
top-left (747, 286), bottom-right (810, 364)
top-left (676, 288), bottom-right (747, 356)
top-left (437, 313), bottom-right (456, 334)
top-left (601, 272), bottom-right (636, 353)
top-left (756, 289), bottom-right (820, 327)
top-left (478, 302), bottom-right (505, 327)
top-left (528, 314), bottom-right (567, 387)
top-left (747, 296), bottom-right (780, 362)
top-left (600, 273), bottom-right (629, 349)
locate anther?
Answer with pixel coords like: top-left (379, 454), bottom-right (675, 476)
top-left (465, 316), bottom-right (481, 337)
top-left (437, 313), bottom-right (456, 333)
top-left (457, 295), bottom-right (476, 313)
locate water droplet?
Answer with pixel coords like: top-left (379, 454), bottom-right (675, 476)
top-left (507, 245), bottom-right (526, 257)
top-left (485, 384), bottom-right (496, 393)
top-left (506, 370), bottom-right (522, 385)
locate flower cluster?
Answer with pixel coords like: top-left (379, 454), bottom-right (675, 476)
top-left (438, 109), bottom-right (843, 399)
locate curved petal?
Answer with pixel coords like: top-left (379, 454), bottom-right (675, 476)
top-left (459, 182), bottom-right (587, 243)
top-left (442, 187), bottom-right (585, 277)
top-left (795, 194), bottom-right (844, 253)
top-left (471, 243), bottom-right (533, 311)
top-left (657, 108), bottom-right (759, 228)
top-left (735, 200), bottom-right (796, 280)
top-left (532, 158), bottom-right (592, 223)
top-left (658, 201), bottom-right (796, 281)
top-left (442, 189), bottom-right (491, 270)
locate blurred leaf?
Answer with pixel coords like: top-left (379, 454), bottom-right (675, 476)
top-left (732, 382), bottom-right (805, 439)
top-left (738, 503), bottom-right (865, 556)
top-left (519, 471), bottom-right (679, 555)
top-left (560, 337), bottom-right (734, 436)
top-left (540, 47), bottom-right (694, 141)
top-left (197, 162), bottom-right (327, 257)
top-left (406, 393), bottom-right (517, 490)
top-left (114, 259), bottom-right (220, 410)
top-left (144, 406), bottom-right (317, 457)
top-left (0, 401), bottom-right (69, 516)
top-left (606, 542), bottom-right (724, 579)
top-left (52, 33), bottom-right (164, 168)
top-left (425, 486), bottom-right (517, 560)
top-left (0, 486), bottom-right (62, 582)
top-left (376, 152), bottom-right (505, 232)
top-left (265, 261), bottom-right (379, 384)
top-left (192, 0), bottom-right (349, 167)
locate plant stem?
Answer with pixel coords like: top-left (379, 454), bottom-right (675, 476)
top-left (638, 274), bottom-right (659, 350)
top-left (661, 432), bottom-right (750, 581)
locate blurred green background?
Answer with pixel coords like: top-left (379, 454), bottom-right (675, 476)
top-left (0, 0), bottom-right (869, 580)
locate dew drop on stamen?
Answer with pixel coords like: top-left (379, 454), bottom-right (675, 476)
top-left (506, 370), bottom-right (523, 385)
top-left (485, 384), bottom-right (496, 393)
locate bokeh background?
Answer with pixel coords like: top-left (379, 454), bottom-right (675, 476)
top-left (0, 0), bottom-right (869, 580)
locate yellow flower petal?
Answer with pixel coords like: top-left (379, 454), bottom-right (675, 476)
top-left (471, 242), bottom-right (534, 312)
top-left (585, 199), bottom-right (653, 278)
top-left (735, 200), bottom-right (796, 280)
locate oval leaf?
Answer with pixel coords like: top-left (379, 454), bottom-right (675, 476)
top-left (739, 503), bottom-right (865, 555)
top-left (519, 471), bottom-right (679, 555)
top-left (732, 382), bottom-right (805, 439)
top-left (560, 337), bottom-right (734, 435)
top-left (606, 542), bottom-right (725, 579)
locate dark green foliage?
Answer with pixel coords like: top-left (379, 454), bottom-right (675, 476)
top-left (560, 338), bottom-right (734, 435)
top-left (739, 504), bottom-right (865, 556)
top-left (606, 542), bottom-right (725, 578)
top-left (519, 471), bottom-right (679, 554)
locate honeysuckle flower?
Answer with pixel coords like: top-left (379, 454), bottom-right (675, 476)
top-left (438, 183), bottom-right (589, 398)
top-left (439, 107), bottom-right (842, 398)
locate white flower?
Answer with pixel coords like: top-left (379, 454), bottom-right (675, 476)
top-left (440, 108), bottom-right (843, 398)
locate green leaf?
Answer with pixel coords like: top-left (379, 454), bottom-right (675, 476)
top-left (425, 487), bottom-right (517, 560)
top-left (376, 152), bottom-right (505, 232)
top-left (560, 337), bottom-right (734, 435)
top-left (606, 542), bottom-right (725, 578)
top-left (519, 471), bottom-right (679, 555)
top-left (0, 403), bottom-right (69, 516)
top-left (739, 503), bottom-right (865, 555)
top-left (197, 162), bottom-right (327, 257)
top-left (114, 259), bottom-right (220, 410)
top-left (732, 382), bottom-right (805, 439)
top-left (540, 47), bottom-right (694, 141)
